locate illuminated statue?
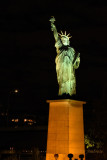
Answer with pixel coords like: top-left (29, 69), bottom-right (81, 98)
top-left (49, 17), bottom-right (80, 96)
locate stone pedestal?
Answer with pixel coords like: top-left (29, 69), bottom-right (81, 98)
top-left (46, 99), bottom-right (86, 160)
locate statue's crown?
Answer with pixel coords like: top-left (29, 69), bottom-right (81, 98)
top-left (58, 31), bottom-right (72, 39)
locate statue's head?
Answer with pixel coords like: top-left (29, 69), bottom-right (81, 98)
top-left (58, 31), bottom-right (72, 46)
top-left (61, 36), bottom-right (70, 45)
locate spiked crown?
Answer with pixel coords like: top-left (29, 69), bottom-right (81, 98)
top-left (58, 31), bottom-right (72, 39)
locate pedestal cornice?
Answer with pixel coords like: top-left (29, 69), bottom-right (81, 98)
top-left (47, 99), bottom-right (86, 105)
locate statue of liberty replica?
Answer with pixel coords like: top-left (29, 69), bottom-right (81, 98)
top-left (46, 17), bottom-right (85, 160)
top-left (49, 16), bottom-right (80, 96)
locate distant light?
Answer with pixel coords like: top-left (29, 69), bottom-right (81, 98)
top-left (15, 119), bottom-right (19, 122)
top-left (10, 147), bottom-right (14, 150)
top-left (14, 89), bottom-right (18, 93)
top-left (28, 119), bottom-right (33, 122)
top-left (12, 119), bottom-right (19, 122)
top-left (28, 123), bottom-right (32, 125)
top-left (24, 118), bottom-right (36, 125)
top-left (24, 119), bottom-right (27, 122)
top-left (24, 119), bottom-right (33, 122)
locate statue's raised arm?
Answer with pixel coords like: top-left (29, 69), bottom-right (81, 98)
top-left (49, 17), bottom-right (59, 42)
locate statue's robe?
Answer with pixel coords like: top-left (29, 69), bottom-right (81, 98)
top-left (55, 39), bottom-right (80, 96)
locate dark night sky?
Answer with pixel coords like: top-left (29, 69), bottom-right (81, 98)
top-left (0, 0), bottom-right (107, 118)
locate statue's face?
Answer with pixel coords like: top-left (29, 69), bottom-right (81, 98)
top-left (61, 37), bottom-right (69, 46)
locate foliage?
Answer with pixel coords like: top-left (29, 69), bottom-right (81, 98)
top-left (84, 134), bottom-right (103, 150)
top-left (85, 135), bottom-right (95, 149)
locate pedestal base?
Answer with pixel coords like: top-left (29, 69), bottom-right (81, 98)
top-left (46, 99), bottom-right (86, 160)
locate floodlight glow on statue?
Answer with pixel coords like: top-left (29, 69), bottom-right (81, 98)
top-left (50, 16), bottom-right (80, 96)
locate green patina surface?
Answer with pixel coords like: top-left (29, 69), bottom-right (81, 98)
top-left (50, 16), bottom-right (80, 96)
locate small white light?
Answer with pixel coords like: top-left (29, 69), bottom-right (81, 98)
top-left (14, 89), bottom-right (18, 93)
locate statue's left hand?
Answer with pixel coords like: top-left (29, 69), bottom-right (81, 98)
top-left (74, 57), bottom-right (80, 69)
top-left (77, 57), bottom-right (80, 62)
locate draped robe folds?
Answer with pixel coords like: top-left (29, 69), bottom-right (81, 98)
top-left (55, 39), bottom-right (80, 96)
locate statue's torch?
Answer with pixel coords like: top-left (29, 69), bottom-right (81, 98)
top-left (49, 16), bottom-right (56, 31)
